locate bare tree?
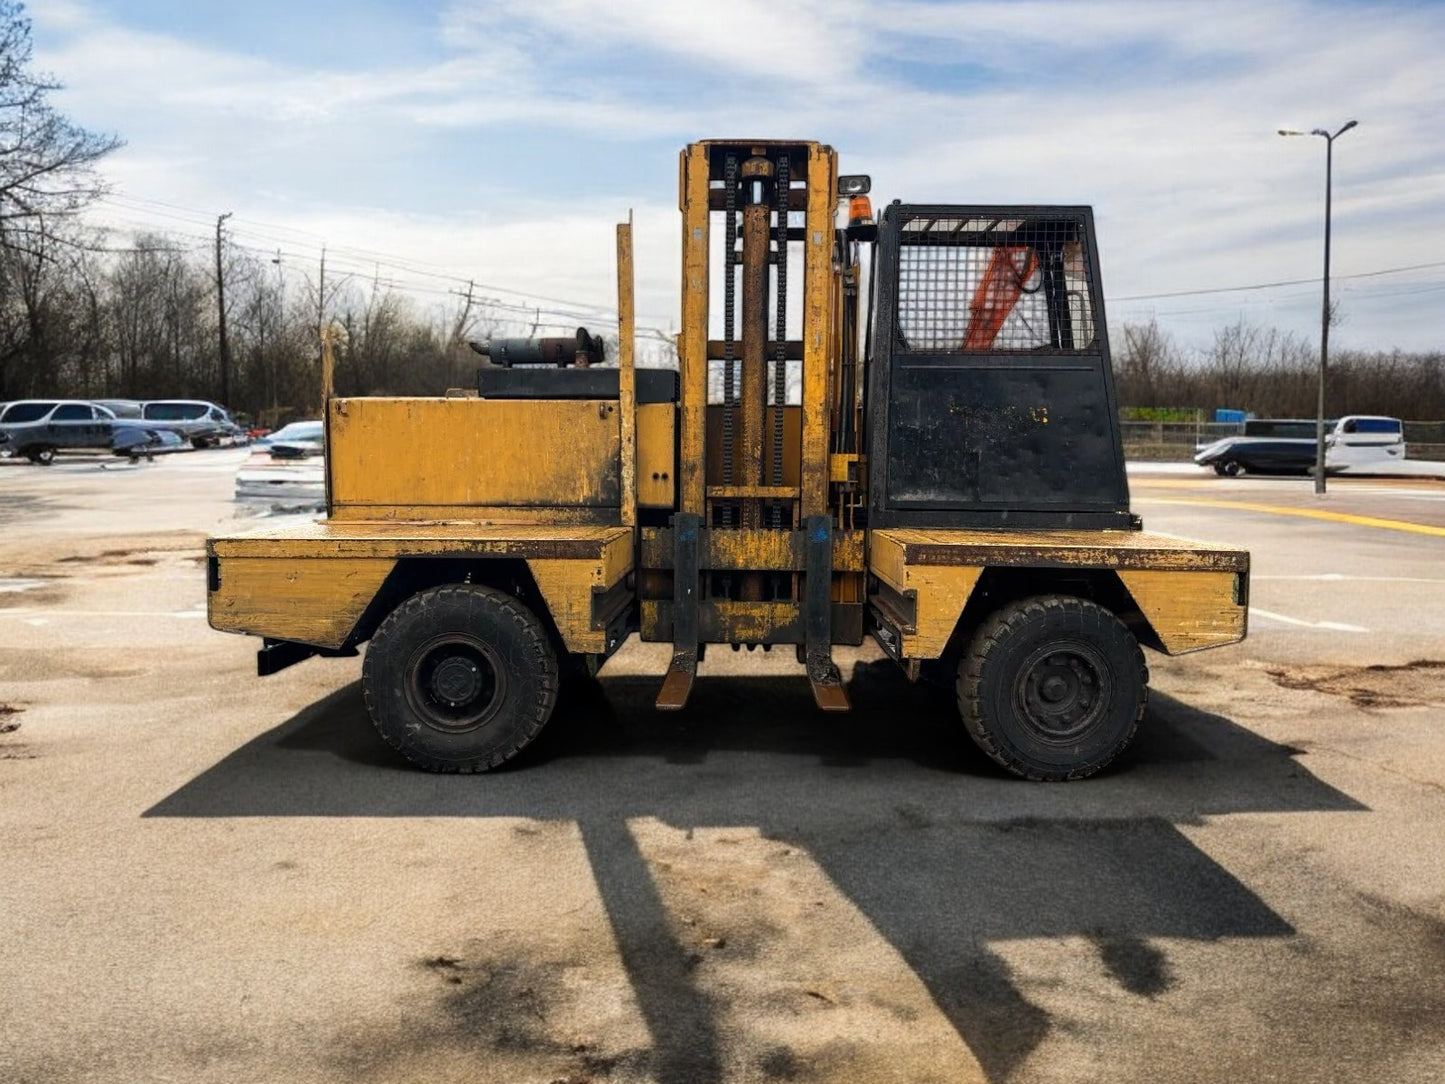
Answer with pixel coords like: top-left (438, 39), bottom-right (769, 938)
top-left (1117, 318), bottom-right (1179, 407)
top-left (0, 1), bottom-right (120, 253)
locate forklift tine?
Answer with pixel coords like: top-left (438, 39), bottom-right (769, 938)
top-left (656, 651), bottom-right (697, 711)
top-left (807, 656), bottom-right (851, 712)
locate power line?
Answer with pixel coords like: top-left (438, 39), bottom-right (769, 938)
top-left (1110, 260), bottom-right (1445, 302)
top-left (90, 190), bottom-right (636, 321)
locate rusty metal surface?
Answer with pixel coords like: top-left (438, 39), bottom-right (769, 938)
top-left (678, 143), bottom-right (711, 514)
top-left (740, 200), bottom-right (770, 527)
top-left (327, 397), bottom-right (621, 518)
top-left (640, 527), bottom-right (866, 572)
top-left (210, 521), bottom-right (632, 561)
top-left (616, 222), bottom-right (638, 528)
top-left (705, 406), bottom-right (801, 489)
top-left (874, 527), bottom-right (1250, 573)
top-left (641, 599), bottom-right (865, 646)
top-left (800, 143), bottom-right (838, 518)
top-left (636, 402), bottom-right (675, 509)
top-left (708, 339), bottom-right (804, 360)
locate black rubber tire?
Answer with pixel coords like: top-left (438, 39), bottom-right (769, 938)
top-left (957, 595), bottom-right (1147, 781)
top-left (362, 584), bottom-right (559, 772)
top-left (1220, 460), bottom-right (1242, 477)
top-left (1212, 463), bottom-right (1229, 476)
top-left (27, 446), bottom-right (56, 465)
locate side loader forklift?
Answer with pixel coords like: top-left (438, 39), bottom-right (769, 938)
top-left (207, 139), bottom-right (1248, 781)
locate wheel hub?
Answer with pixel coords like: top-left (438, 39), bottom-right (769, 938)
top-left (1018, 647), bottom-right (1107, 742)
top-left (431, 656), bottom-right (483, 706)
top-left (404, 636), bottom-right (505, 733)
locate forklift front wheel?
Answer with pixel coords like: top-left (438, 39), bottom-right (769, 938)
top-left (957, 595), bottom-right (1147, 781)
top-left (363, 584), bottom-right (560, 772)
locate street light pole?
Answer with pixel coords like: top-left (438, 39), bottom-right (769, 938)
top-left (1279, 120), bottom-right (1357, 495)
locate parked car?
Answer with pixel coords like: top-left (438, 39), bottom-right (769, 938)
top-left (1194, 415), bottom-right (1405, 476)
top-left (235, 419), bottom-right (325, 506)
top-left (140, 400), bottom-right (245, 448)
top-left (0, 400), bottom-right (119, 464)
top-left (92, 399), bottom-right (144, 419)
top-left (111, 424), bottom-right (186, 462)
top-left (1194, 438), bottom-right (1319, 476)
top-left (250, 420), bottom-right (324, 458)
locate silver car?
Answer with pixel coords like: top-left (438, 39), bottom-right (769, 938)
top-left (140, 400), bottom-right (243, 448)
top-left (0, 400), bottom-right (119, 464)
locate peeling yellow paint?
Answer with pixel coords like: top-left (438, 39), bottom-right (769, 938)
top-left (208, 556), bottom-right (394, 648)
top-left (1118, 569), bottom-right (1246, 653)
top-left (328, 397), bottom-right (621, 519)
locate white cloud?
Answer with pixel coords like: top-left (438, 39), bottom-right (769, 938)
top-left (30, 0), bottom-right (1445, 351)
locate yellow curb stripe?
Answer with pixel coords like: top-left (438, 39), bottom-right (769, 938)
top-left (1138, 497), bottom-right (1445, 538)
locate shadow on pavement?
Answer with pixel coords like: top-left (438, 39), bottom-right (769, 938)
top-left (147, 660), bottom-right (1364, 1082)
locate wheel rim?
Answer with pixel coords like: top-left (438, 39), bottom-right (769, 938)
top-left (403, 633), bottom-right (507, 733)
top-left (1013, 641), bottom-right (1112, 744)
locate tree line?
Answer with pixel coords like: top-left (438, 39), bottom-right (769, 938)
top-left (1114, 318), bottom-right (1445, 421)
top-left (0, 226), bottom-right (505, 424)
top-left (8, 229), bottom-right (1444, 425)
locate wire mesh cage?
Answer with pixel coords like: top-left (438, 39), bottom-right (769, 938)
top-left (894, 213), bottom-right (1097, 353)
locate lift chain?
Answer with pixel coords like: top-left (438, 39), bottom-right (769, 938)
top-left (771, 154), bottom-right (789, 526)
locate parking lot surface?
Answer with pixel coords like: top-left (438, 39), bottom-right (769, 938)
top-left (3, 452), bottom-right (1444, 1083)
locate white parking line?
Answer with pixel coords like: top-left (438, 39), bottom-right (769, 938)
top-left (1249, 607), bottom-right (1370, 633)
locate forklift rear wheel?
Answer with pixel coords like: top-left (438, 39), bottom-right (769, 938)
top-left (957, 595), bottom-right (1147, 781)
top-left (363, 584), bottom-right (559, 772)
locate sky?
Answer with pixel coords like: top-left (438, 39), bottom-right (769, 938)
top-left (28, 0), bottom-right (1445, 355)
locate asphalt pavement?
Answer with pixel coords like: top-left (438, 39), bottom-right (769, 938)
top-left (2, 449), bottom-right (1443, 1083)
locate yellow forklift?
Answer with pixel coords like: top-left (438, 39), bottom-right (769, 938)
top-left (207, 139), bottom-right (1247, 780)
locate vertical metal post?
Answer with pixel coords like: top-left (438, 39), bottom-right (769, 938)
top-left (800, 145), bottom-right (838, 519)
top-left (617, 216), bottom-right (637, 527)
top-left (214, 212), bottom-right (232, 406)
top-left (678, 144), bottom-right (711, 516)
top-left (320, 324), bottom-right (337, 517)
top-left (1281, 119), bottom-right (1354, 495)
top-left (1315, 136), bottom-right (1333, 496)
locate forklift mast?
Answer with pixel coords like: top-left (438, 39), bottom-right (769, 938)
top-left (651, 140), bottom-right (860, 712)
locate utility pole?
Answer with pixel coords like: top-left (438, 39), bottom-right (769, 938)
top-left (215, 211), bottom-right (233, 405)
top-left (451, 279), bottom-right (476, 387)
top-left (270, 249), bottom-right (283, 415)
top-left (317, 244), bottom-right (327, 347)
top-left (1279, 119), bottom-right (1357, 495)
